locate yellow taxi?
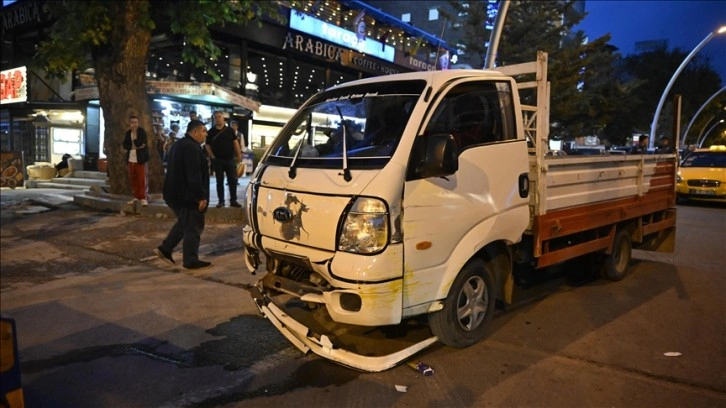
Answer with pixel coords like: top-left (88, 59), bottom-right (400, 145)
top-left (676, 145), bottom-right (726, 203)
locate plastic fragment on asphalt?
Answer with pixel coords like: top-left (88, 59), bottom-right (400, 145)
top-left (664, 352), bottom-right (682, 357)
top-left (395, 385), bottom-right (407, 392)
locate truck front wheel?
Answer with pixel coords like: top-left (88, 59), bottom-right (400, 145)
top-left (601, 229), bottom-right (632, 281)
top-left (429, 258), bottom-right (495, 348)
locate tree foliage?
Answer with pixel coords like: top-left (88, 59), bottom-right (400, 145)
top-left (617, 48), bottom-right (723, 146)
top-left (448, 0), bottom-right (724, 147)
top-left (441, 1), bottom-right (491, 68)
top-left (496, 0), bottom-right (623, 142)
top-left (34, 0), bottom-right (285, 195)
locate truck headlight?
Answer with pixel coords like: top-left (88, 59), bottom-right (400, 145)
top-left (338, 197), bottom-right (389, 254)
top-left (242, 183), bottom-right (253, 224)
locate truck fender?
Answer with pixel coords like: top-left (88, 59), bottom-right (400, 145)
top-left (427, 211), bottom-right (524, 306)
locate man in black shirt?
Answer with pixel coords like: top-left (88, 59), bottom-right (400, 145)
top-left (631, 134), bottom-right (650, 154)
top-left (205, 111), bottom-right (242, 207)
top-left (656, 137), bottom-right (673, 154)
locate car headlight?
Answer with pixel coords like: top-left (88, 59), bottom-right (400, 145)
top-left (676, 172), bottom-right (682, 183)
top-left (338, 197), bottom-right (389, 254)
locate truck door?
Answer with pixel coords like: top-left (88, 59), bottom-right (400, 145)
top-left (401, 79), bottom-right (530, 310)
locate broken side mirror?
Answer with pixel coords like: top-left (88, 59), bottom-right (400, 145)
top-left (418, 133), bottom-right (458, 178)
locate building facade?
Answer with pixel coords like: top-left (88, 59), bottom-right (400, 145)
top-left (1, 0), bottom-right (456, 184)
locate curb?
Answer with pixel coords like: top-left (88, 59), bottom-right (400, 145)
top-left (73, 192), bottom-right (245, 223)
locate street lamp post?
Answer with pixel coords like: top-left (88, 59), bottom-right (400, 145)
top-left (649, 25), bottom-right (726, 148)
top-left (484, 0), bottom-right (510, 69)
top-left (698, 119), bottom-right (725, 148)
top-left (681, 86), bottom-right (726, 147)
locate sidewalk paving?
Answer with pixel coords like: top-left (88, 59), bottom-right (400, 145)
top-left (1, 175), bottom-right (252, 223)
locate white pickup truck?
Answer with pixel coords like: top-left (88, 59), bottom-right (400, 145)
top-left (242, 52), bottom-right (677, 371)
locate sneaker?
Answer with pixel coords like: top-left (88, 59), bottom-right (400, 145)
top-left (153, 247), bottom-right (175, 266)
top-left (230, 201), bottom-right (241, 208)
top-left (184, 260), bottom-right (212, 270)
top-left (141, 199), bottom-right (148, 206)
top-left (127, 199), bottom-right (136, 205)
top-left (216, 202), bottom-right (224, 208)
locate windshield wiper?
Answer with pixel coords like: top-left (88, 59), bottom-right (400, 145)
top-left (288, 133), bottom-right (306, 179)
top-left (336, 107), bottom-right (352, 182)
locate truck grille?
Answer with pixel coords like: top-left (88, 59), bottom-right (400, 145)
top-left (687, 179), bottom-right (720, 187)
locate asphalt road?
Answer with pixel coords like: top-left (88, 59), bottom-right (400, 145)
top-left (0, 192), bottom-right (724, 407)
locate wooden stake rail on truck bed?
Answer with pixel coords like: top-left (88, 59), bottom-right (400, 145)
top-left (499, 52), bottom-right (677, 271)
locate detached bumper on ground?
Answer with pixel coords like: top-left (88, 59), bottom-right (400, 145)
top-left (250, 284), bottom-right (438, 372)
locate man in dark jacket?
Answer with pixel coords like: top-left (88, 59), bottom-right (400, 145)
top-left (631, 134), bottom-right (650, 154)
top-left (205, 111), bottom-right (242, 208)
top-left (154, 120), bottom-right (212, 270)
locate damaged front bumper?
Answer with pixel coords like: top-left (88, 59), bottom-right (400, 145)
top-left (250, 283), bottom-right (438, 372)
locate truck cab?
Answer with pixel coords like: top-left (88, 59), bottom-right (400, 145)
top-left (243, 69), bottom-right (530, 369)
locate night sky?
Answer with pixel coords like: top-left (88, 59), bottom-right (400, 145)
top-left (576, 0), bottom-right (726, 81)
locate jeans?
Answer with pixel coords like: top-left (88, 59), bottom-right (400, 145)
top-left (212, 158), bottom-right (237, 203)
top-left (160, 206), bottom-right (206, 266)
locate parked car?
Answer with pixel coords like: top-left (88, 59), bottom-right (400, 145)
top-left (676, 145), bottom-right (726, 203)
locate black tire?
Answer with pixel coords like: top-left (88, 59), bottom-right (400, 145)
top-left (601, 229), bottom-right (632, 281)
top-left (428, 258), bottom-right (496, 348)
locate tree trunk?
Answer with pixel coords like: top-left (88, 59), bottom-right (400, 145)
top-left (93, 1), bottom-right (163, 195)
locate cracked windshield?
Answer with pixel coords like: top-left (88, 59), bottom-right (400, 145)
top-left (265, 80), bottom-right (425, 168)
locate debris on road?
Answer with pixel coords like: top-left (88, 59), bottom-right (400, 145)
top-left (407, 361), bottom-right (434, 376)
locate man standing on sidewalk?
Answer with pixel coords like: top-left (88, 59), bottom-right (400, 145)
top-left (205, 111), bottom-right (242, 208)
top-left (154, 120), bottom-right (212, 270)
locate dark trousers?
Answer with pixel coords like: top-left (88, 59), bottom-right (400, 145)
top-left (212, 158), bottom-right (237, 203)
top-left (160, 206), bottom-right (205, 267)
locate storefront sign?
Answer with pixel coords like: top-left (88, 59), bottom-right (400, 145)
top-left (282, 32), bottom-right (344, 62)
top-left (146, 81), bottom-right (216, 96)
top-left (2, 0), bottom-right (45, 34)
top-left (289, 12), bottom-right (394, 62)
top-left (394, 53), bottom-right (437, 72)
top-left (73, 86), bottom-right (99, 101)
top-left (214, 86), bottom-right (261, 112)
top-left (0, 66), bottom-right (27, 104)
top-left (343, 51), bottom-right (401, 76)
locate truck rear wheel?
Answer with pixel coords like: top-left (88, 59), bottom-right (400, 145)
top-left (601, 229), bottom-right (632, 281)
top-left (428, 258), bottom-right (495, 348)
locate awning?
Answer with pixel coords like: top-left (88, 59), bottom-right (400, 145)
top-left (73, 81), bottom-right (261, 113)
top-left (146, 81), bottom-right (261, 112)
